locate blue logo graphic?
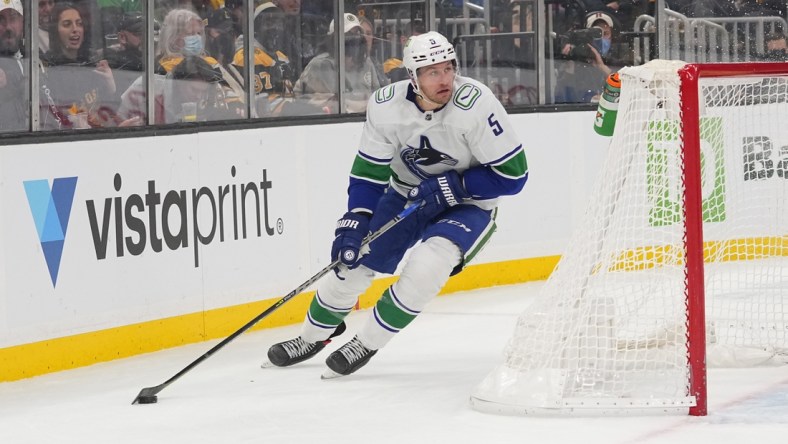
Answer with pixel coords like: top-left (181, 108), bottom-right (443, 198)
top-left (23, 177), bottom-right (78, 286)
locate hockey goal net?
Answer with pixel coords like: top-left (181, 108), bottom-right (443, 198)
top-left (472, 60), bottom-right (788, 416)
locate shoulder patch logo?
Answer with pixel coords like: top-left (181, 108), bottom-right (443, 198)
top-left (453, 84), bottom-right (481, 110)
top-left (375, 84), bottom-right (396, 103)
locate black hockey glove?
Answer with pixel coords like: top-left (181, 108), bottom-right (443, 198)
top-left (331, 211), bottom-right (371, 268)
top-left (408, 170), bottom-right (470, 220)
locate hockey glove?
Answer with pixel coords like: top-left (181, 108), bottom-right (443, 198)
top-left (331, 211), bottom-right (371, 269)
top-left (408, 170), bottom-right (470, 220)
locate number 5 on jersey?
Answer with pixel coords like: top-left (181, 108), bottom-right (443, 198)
top-left (488, 113), bottom-right (503, 136)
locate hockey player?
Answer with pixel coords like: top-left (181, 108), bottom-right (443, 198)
top-left (265, 31), bottom-right (528, 377)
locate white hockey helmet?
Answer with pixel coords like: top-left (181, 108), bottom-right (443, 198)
top-left (402, 31), bottom-right (457, 90)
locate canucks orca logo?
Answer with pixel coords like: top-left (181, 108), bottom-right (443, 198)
top-left (401, 136), bottom-right (458, 180)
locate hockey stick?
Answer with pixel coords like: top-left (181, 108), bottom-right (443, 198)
top-left (132, 201), bottom-right (422, 405)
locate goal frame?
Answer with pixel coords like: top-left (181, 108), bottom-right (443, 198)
top-left (681, 62), bottom-right (788, 416)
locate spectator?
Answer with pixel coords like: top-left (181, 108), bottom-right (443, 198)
top-left (40, 3), bottom-right (135, 129)
top-left (230, 4), bottom-right (298, 116)
top-left (357, 15), bottom-right (389, 89)
top-left (553, 10), bottom-right (630, 103)
top-left (382, 19), bottom-right (426, 82)
top-left (586, 10), bottom-right (631, 69)
top-left (763, 31), bottom-right (788, 61)
top-left (97, 0), bottom-right (143, 49)
top-left (274, 0), bottom-right (301, 14)
top-left (104, 12), bottom-right (145, 95)
top-left (0, 0), bottom-right (27, 131)
top-left (38, 0), bottom-right (54, 53)
top-left (155, 8), bottom-right (209, 74)
top-left (204, 7), bottom-right (236, 66)
top-left (293, 12), bottom-right (383, 113)
top-left (160, 55), bottom-right (238, 123)
top-left (155, 7), bottom-right (240, 94)
top-left (223, 0), bottom-right (244, 36)
top-left (119, 7), bottom-right (243, 122)
top-left (262, 0), bottom-right (328, 76)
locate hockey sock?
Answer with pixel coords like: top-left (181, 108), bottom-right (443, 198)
top-left (358, 236), bottom-right (462, 349)
top-left (301, 265), bottom-right (375, 343)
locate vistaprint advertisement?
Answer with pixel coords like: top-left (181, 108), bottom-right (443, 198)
top-left (0, 114), bottom-right (600, 350)
top-left (0, 128), bottom-right (354, 347)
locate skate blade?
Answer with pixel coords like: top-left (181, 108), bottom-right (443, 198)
top-left (320, 369), bottom-right (345, 380)
top-left (260, 360), bottom-right (277, 369)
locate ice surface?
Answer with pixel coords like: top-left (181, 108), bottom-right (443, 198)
top-left (1, 282), bottom-right (786, 444)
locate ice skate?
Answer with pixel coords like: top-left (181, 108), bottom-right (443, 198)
top-left (263, 322), bottom-right (346, 368)
top-left (322, 336), bottom-right (378, 378)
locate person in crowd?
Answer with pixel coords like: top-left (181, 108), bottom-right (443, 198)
top-left (293, 12), bottom-right (384, 114)
top-left (104, 12), bottom-right (145, 96)
top-left (254, 0), bottom-right (324, 78)
top-left (0, 0), bottom-right (27, 131)
top-left (586, 10), bottom-right (631, 69)
top-left (39, 3), bottom-right (138, 129)
top-left (204, 7), bottom-right (237, 66)
top-left (264, 31), bottom-right (527, 378)
top-left (763, 31), bottom-right (788, 61)
top-left (118, 7), bottom-right (243, 123)
top-left (554, 10), bottom-right (628, 103)
top-left (98, 0), bottom-right (143, 47)
top-left (223, 0), bottom-right (244, 36)
top-left (382, 19), bottom-right (426, 82)
top-left (155, 8), bottom-right (210, 73)
top-left (38, 0), bottom-right (54, 53)
top-left (273, 0), bottom-right (301, 14)
top-left (357, 15), bottom-right (389, 88)
top-left (229, 4), bottom-right (303, 117)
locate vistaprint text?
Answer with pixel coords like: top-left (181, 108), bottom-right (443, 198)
top-left (85, 167), bottom-right (275, 267)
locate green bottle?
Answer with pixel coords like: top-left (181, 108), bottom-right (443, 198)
top-left (594, 72), bottom-right (620, 137)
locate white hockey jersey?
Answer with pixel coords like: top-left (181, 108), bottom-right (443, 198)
top-left (352, 75), bottom-right (526, 211)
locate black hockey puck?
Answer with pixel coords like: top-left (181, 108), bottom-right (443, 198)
top-left (136, 395), bottom-right (158, 404)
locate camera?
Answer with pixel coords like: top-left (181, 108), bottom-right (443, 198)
top-left (554, 27), bottom-right (603, 60)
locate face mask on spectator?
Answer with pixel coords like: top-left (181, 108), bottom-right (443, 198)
top-left (345, 34), bottom-right (368, 68)
top-left (594, 37), bottom-right (611, 57)
top-left (765, 49), bottom-right (787, 61)
top-left (182, 34), bottom-right (203, 56)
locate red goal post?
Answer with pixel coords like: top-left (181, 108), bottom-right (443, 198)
top-left (471, 61), bottom-right (788, 417)
top-left (681, 62), bottom-right (788, 416)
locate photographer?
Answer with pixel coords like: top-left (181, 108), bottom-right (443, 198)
top-left (553, 10), bottom-right (630, 103)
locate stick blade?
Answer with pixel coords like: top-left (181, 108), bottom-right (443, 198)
top-left (132, 386), bottom-right (162, 405)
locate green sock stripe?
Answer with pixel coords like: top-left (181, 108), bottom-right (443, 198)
top-left (375, 288), bottom-right (418, 330)
top-left (307, 294), bottom-right (352, 328)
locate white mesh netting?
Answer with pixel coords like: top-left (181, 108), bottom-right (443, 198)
top-left (471, 60), bottom-right (788, 415)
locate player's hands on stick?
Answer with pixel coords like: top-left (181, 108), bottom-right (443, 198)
top-left (331, 211), bottom-right (370, 269)
top-left (408, 170), bottom-right (469, 220)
